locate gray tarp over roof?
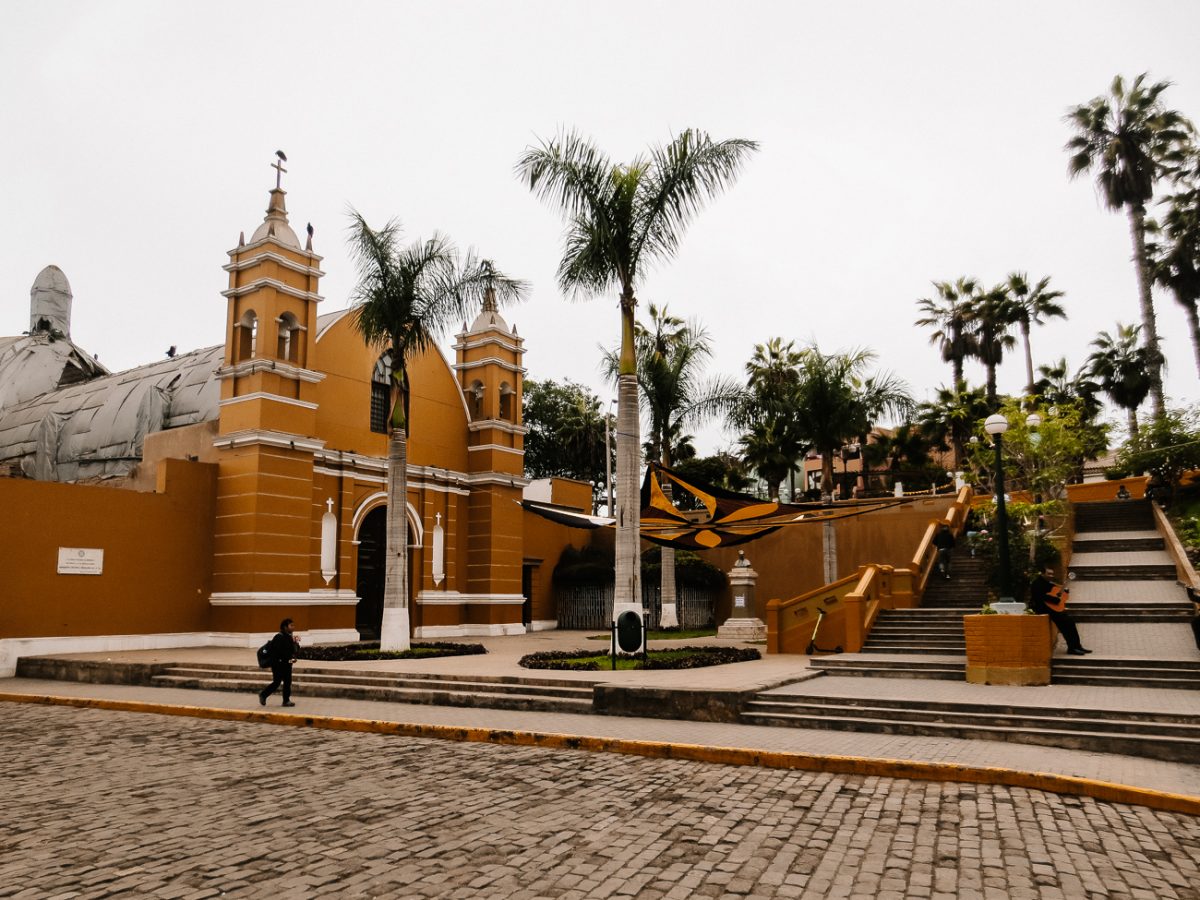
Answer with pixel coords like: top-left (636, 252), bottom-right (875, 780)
top-left (0, 345), bottom-right (223, 481)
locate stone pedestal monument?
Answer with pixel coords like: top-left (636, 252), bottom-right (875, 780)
top-left (717, 551), bottom-right (766, 641)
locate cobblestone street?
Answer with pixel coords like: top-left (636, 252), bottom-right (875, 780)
top-left (2, 703), bottom-right (1199, 899)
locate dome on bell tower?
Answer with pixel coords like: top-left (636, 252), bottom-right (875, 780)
top-left (29, 264), bottom-right (73, 337)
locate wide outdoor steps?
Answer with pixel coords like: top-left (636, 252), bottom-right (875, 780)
top-left (861, 610), bottom-right (968, 654)
top-left (807, 655), bottom-right (966, 681)
top-left (918, 547), bottom-right (990, 609)
top-left (1067, 601), bottom-right (1194, 623)
top-left (16, 658), bottom-right (595, 714)
top-left (1050, 657), bottom-right (1200, 690)
top-left (1073, 499), bottom-right (1155, 532)
top-left (740, 692), bottom-right (1200, 762)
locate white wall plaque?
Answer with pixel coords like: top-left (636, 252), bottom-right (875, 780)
top-left (734, 594), bottom-right (746, 608)
top-left (58, 548), bottom-right (104, 575)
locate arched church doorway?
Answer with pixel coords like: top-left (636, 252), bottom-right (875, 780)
top-left (355, 507), bottom-right (387, 639)
top-left (354, 505), bottom-right (420, 640)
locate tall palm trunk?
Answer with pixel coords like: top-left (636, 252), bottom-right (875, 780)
top-left (659, 444), bottom-right (678, 629)
top-left (614, 291), bottom-right (642, 623)
top-left (1129, 205), bottom-right (1166, 419)
top-left (379, 428), bottom-right (410, 651)
top-left (1020, 321), bottom-right (1034, 396)
top-left (820, 451), bottom-right (835, 505)
top-left (1126, 407), bottom-right (1140, 442)
top-left (1182, 299), bottom-right (1200, 378)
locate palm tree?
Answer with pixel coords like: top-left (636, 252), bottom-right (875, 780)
top-left (734, 338), bottom-right (807, 500)
top-left (1085, 323), bottom-right (1154, 440)
top-left (792, 345), bottom-right (913, 504)
top-left (518, 129), bottom-right (757, 617)
top-left (1065, 73), bottom-right (1194, 419)
top-left (965, 283), bottom-right (1019, 409)
top-left (347, 212), bottom-right (525, 650)
top-left (917, 382), bottom-right (990, 470)
top-left (1031, 357), bottom-right (1103, 421)
top-left (604, 303), bottom-right (740, 627)
top-left (1148, 180), bottom-right (1200, 377)
top-left (1006, 273), bottom-right (1067, 396)
top-left (915, 277), bottom-right (979, 388)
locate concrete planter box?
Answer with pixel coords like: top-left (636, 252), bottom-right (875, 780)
top-left (963, 614), bottom-right (1053, 686)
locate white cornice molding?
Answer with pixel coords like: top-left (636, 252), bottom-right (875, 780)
top-left (415, 591), bottom-right (526, 606)
top-left (228, 235), bottom-right (324, 264)
top-left (224, 250), bottom-right (325, 279)
top-left (453, 357), bottom-right (527, 375)
top-left (465, 472), bottom-right (530, 488)
top-left (216, 358), bottom-right (326, 384)
top-left (453, 333), bottom-right (525, 354)
top-left (468, 443), bottom-right (524, 456)
top-left (218, 392), bottom-right (319, 410)
top-left (314, 466), bottom-right (387, 485)
top-left (221, 277), bottom-right (324, 304)
top-left (209, 589), bottom-right (359, 606)
top-left (213, 430), bottom-right (326, 452)
top-left (468, 420), bottom-right (529, 435)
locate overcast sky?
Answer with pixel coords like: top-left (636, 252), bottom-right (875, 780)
top-left (3, 2), bottom-right (1198, 454)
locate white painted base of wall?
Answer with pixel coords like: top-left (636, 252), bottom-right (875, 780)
top-left (414, 623), bottom-right (527, 638)
top-left (379, 607), bottom-right (411, 652)
top-left (528, 620), bottom-right (558, 632)
top-left (0, 628), bottom-right (360, 678)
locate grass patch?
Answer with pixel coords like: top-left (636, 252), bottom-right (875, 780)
top-left (585, 628), bottom-right (717, 641)
top-left (520, 646), bottom-right (760, 671)
top-left (298, 641), bottom-right (486, 662)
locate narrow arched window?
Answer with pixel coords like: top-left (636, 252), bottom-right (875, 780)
top-left (467, 380), bottom-right (484, 420)
top-left (499, 381), bottom-right (514, 421)
top-left (236, 310), bottom-right (258, 362)
top-left (277, 312), bottom-right (300, 363)
top-left (371, 352), bottom-right (392, 434)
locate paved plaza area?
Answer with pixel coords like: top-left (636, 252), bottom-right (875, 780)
top-left (3, 702), bottom-right (1199, 900)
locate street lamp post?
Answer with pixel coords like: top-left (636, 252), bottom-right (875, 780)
top-left (984, 413), bottom-right (1012, 601)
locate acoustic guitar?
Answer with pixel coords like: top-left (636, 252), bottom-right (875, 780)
top-left (1044, 584), bottom-right (1069, 612)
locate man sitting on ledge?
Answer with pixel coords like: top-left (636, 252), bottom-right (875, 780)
top-left (1029, 567), bottom-right (1091, 656)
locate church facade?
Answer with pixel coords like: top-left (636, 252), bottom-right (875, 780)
top-left (0, 172), bottom-right (584, 674)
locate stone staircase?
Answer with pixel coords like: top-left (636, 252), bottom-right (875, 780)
top-left (918, 545), bottom-right (989, 609)
top-left (1049, 657), bottom-right (1200, 690)
top-left (1073, 499), bottom-right (1155, 532)
top-left (15, 658), bottom-right (596, 714)
top-left (860, 610), bottom-right (966, 655)
top-left (740, 690), bottom-right (1200, 762)
top-left (806, 656), bottom-right (965, 681)
top-left (852, 543), bottom-right (985, 662)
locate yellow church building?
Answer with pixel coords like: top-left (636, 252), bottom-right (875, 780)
top-left (0, 167), bottom-right (586, 675)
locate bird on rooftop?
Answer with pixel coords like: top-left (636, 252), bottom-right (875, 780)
top-left (166, 345), bottom-right (177, 358)
top-left (276, 150), bottom-right (287, 162)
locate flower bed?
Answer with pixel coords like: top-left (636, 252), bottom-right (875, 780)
top-left (298, 641), bottom-right (486, 662)
top-left (519, 646), bottom-right (760, 671)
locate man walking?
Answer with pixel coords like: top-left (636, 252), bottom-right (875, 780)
top-left (932, 524), bottom-right (956, 579)
top-left (259, 618), bottom-right (298, 707)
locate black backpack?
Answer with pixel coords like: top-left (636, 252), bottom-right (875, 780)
top-left (256, 641), bottom-right (273, 669)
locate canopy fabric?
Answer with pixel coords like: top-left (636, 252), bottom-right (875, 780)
top-left (520, 464), bottom-right (913, 550)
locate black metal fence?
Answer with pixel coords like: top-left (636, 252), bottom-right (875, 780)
top-left (555, 584), bottom-right (716, 631)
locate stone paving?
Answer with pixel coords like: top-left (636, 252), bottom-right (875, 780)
top-left (5, 678), bottom-right (1200, 799)
top-left (3, 702), bottom-right (1200, 900)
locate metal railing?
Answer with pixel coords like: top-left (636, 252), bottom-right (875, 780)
top-left (555, 584), bottom-right (716, 630)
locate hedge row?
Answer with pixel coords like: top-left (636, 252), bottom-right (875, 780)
top-left (297, 641), bottom-right (486, 661)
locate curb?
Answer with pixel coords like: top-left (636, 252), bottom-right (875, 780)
top-left (4, 691), bottom-right (1198, 816)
